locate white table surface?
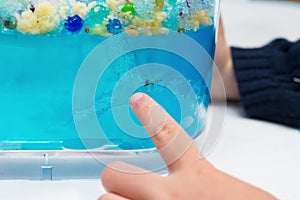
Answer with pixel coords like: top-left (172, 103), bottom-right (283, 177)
top-left (1, 0), bottom-right (300, 199)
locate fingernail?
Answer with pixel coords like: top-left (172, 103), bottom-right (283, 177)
top-left (131, 93), bottom-right (143, 105)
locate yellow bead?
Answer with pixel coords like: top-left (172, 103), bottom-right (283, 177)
top-left (91, 24), bottom-right (112, 36)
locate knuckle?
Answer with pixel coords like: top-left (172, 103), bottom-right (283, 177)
top-left (152, 119), bottom-right (176, 148)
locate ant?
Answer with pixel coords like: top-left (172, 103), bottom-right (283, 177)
top-left (144, 79), bottom-right (163, 87)
top-left (144, 79), bottom-right (152, 86)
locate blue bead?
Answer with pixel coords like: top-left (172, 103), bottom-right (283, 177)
top-left (64, 15), bottom-right (84, 33)
top-left (106, 19), bottom-right (123, 35)
top-left (17, 10), bottom-right (23, 16)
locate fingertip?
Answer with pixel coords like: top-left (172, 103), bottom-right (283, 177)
top-left (130, 92), bottom-right (144, 107)
top-left (128, 92), bottom-right (200, 171)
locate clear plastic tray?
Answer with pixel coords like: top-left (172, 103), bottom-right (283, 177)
top-left (0, 0), bottom-right (220, 180)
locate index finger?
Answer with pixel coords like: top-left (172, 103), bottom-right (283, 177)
top-left (130, 92), bottom-right (200, 172)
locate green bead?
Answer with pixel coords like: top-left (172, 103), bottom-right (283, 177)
top-left (3, 16), bottom-right (17, 30)
top-left (121, 2), bottom-right (136, 15)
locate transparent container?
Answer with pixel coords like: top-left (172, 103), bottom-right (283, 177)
top-left (0, 0), bottom-right (220, 180)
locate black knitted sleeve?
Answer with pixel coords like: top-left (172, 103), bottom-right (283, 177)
top-left (231, 38), bottom-right (300, 127)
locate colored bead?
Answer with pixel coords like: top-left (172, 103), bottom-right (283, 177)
top-left (106, 18), bottom-right (123, 34)
top-left (0, 0), bottom-right (209, 36)
top-left (91, 24), bottom-right (110, 36)
top-left (88, 3), bottom-right (110, 25)
top-left (3, 16), bottom-right (17, 30)
top-left (121, 2), bottom-right (136, 15)
top-left (168, 0), bottom-right (177, 6)
top-left (162, 6), bottom-right (178, 30)
top-left (17, 10), bottom-right (24, 16)
top-left (64, 15), bottom-right (83, 33)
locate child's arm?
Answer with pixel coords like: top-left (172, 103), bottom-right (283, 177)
top-left (213, 18), bottom-right (300, 127)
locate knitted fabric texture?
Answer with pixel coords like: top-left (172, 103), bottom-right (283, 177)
top-left (231, 38), bottom-right (300, 127)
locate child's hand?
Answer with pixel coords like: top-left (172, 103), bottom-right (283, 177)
top-left (98, 93), bottom-right (275, 200)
